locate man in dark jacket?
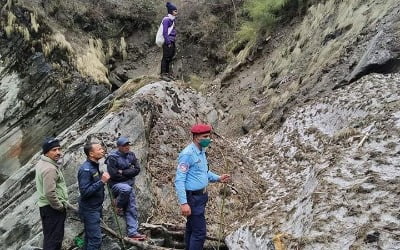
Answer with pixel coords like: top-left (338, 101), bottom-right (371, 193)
top-left (105, 137), bottom-right (146, 241)
top-left (78, 143), bottom-right (110, 250)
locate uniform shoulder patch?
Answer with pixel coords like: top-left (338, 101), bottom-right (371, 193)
top-left (178, 163), bottom-right (189, 173)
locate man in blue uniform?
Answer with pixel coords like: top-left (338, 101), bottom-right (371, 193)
top-left (78, 143), bottom-right (110, 250)
top-left (105, 137), bottom-right (146, 241)
top-left (175, 124), bottom-right (230, 250)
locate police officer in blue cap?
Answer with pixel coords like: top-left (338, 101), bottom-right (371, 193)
top-left (175, 124), bottom-right (230, 250)
top-left (105, 137), bottom-right (146, 241)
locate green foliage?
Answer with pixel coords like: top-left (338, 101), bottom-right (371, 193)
top-left (245, 0), bottom-right (287, 30)
top-left (230, 0), bottom-right (324, 55)
top-left (229, 0), bottom-right (288, 53)
top-left (74, 236), bottom-right (84, 248)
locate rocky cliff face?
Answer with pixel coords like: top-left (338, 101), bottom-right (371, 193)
top-left (0, 1), bottom-right (111, 182)
top-left (226, 73), bottom-right (400, 249)
top-left (0, 0), bottom-right (399, 249)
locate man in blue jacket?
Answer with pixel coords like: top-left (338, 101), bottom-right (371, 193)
top-left (106, 137), bottom-right (146, 241)
top-left (160, 2), bottom-right (178, 81)
top-left (78, 143), bottom-right (110, 250)
top-left (175, 124), bottom-right (230, 250)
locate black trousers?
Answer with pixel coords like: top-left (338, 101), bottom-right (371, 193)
top-left (161, 42), bottom-right (176, 74)
top-left (39, 205), bottom-right (66, 250)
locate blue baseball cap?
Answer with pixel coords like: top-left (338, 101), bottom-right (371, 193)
top-left (117, 137), bottom-right (131, 146)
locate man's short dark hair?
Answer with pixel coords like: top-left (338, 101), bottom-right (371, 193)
top-left (83, 143), bottom-right (95, 157)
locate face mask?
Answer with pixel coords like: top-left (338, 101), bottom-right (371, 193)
top-left (199, 138), bottom-right (212, 148)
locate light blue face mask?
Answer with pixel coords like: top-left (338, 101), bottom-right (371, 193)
top-left (199, 138), bottom-right (212, 148)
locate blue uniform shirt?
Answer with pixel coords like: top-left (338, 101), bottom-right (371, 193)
top-left (175, 143), bottom-right (220, 204)
top-left (78, 160), bottom-right (105, 209)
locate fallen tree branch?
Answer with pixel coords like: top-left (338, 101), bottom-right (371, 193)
top-left (140, 223), bottom-right (224, 242)
top-left (101, 221), bottom-right (174, 250)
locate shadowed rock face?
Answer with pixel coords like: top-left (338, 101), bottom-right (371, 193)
top-left (0, 3), bottom-right (112, 182)
top-left (0, 48), bottom-right (110, 183)
top-left (344, 10), bottom-right (400, 85)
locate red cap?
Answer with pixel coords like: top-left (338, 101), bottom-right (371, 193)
top-left (191, 124), bottom-right (212, 134)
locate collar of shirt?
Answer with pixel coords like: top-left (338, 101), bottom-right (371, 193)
top-left (190, 142), bottom-right (203, 155)
top-left (116, 150), bottom-right (129, 157)
top-left (41, 155), bottom-right (60, 167)
top-left (86, 159), bottom-right (100, 168)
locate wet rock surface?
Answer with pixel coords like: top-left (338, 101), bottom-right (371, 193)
top-left (0, 48), bottom-right (110, 182)
top-left (227, 74), bottom-right (400, 249)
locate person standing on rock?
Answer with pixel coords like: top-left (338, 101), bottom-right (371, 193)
top-left (175, 124), bottom-right (230, 250)
top-left (77, 143), bottom-right (110, 250)
top-left (105, 137), bottom-right (146, 241)
top-left (160, 2), bottom-right (178, 81)
top-left (35, 137), bottom-right (68, 250)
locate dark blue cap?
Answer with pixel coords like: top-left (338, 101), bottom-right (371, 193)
top-left (117, 137), bottom-right (131, 146)
top-left (42, 137), bottom-right (61, 154)
top-left (166, 2), bottom-right (177, 14)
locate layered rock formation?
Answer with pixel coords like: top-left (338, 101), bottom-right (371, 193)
top-left (0, 0), bottom-right (399, 249)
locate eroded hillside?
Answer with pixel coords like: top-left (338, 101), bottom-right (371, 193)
top-left (0, 0), bottom-right (399, 249)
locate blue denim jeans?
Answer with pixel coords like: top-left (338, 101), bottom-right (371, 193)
top-left (111, 183), bottom-right (139, 236)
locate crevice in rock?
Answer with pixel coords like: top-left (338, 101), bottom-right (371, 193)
top-left (350, 58), bottom-right (400, 83)
top-left (334, 58), bottom-right (400, 89)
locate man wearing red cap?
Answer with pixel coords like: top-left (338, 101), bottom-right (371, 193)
top-left (175, 124), bottom-right (230, 250)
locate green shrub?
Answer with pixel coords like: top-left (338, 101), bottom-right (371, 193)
top-left (230, 0), bottom-right (324, 55)
top-left (229, 0), bottom-right (288, 53)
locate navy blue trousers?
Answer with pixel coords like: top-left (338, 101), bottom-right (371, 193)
top-left (80, 206), bottom-right (102, 250)
top-left (185, 193), bottom-right (208, 250)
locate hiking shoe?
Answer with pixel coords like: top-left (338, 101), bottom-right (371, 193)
top-left (127, 234), bottom-right (147, 241)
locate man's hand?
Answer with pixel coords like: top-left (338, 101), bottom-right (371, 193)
top-left (219, 174), bottom-right (230, 183)
top-left (101, 172), bottom-right (110, 183)
top-left (180, 203), bottom-right (191, 217)
top-left (65, 202), bottom-right (78, 212)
